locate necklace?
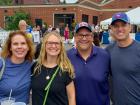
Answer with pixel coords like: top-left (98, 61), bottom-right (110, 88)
top-left (46, 69), bottom-right (50, 80)
top-left (46, 75), bottom-right (50, 80)
top-left (45, 65), bottom-right (58, 80)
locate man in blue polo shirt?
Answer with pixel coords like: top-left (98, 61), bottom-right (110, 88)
top-left (67, 22), bottom-right (110, 105)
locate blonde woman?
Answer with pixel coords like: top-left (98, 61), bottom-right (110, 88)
top-left (31, 32), bottom-right (76, 105)
top-left (0, 31), bottom-right (35, 104)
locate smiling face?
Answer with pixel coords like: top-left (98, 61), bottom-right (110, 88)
top-left (74, 28), bottom-right (93, 51)
top-left (111, 20), bottom-right (131, 41)
top-left (18, 20), bottom-right (27, 32)
top-left (10, 34), bottom-right (29, 61)
top-left (45, 34), bottom-right (61, 58)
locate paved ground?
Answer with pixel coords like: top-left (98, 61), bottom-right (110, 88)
top-left (64, 43), bottom-right (73, 50)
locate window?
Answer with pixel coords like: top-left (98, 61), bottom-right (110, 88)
top-left (82, 14), bottom-right (88, 23)
top-left (93, 16), bottom-right (98, 25)
top-left (15, 0), bottom-right (19, 4)
top-left (15, 0), bottom-right (23, 5)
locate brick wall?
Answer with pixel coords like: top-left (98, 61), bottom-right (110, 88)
top-left (0, 6), bottom-right (99, 27)
top-left (48, 0), bottom-right (59, 4)
top-left (23, 0), bottom-right (44, 5)
top-left (13, 0), bottom-right (60, 5)
top-left (76, 7), bottom-right (99, 23)
top-left (0, 0), bottom-right (140, 27)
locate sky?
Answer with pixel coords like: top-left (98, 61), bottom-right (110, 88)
top-left (60, 0), bottom-right (78, 3)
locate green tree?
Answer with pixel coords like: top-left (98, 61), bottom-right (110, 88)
top-left (0, 0), bottom-right (13, 5)
top-left (5, 11), bottom-right (32, 30)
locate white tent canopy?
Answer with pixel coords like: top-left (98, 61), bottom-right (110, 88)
top-left (100, 7), bottom-right (140, 25)
top-left (126, 7), bottom-right (140, 24)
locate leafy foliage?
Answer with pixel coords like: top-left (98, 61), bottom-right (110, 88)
top-left (0, 0), bottom-right (13, 5)
top-left (5, 11), bottom-right (32, 30)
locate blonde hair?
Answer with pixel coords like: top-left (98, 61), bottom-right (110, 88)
top-left (34, 32), bottom-right (74, 78)
top-left (18, 20), bottom-right (27, 26)
top-left (1, 31), bottom-right (35, 61)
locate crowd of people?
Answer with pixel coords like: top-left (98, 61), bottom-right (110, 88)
top-left (18, 19), bottom-right (104, 46)
top-left (0, 12), bottom-right (140, 105)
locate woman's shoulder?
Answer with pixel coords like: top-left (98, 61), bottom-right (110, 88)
top-left (59, 69), bottom-right (73, 85)
top-left (59, 68), bottom-right (73, 78)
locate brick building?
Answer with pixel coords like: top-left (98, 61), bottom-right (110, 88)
top-left (0, 0), bottom-right (140, 29)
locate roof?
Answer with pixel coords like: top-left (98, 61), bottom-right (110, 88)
top-left (77, 0), bottom-right (115, 10)
top-left (78, 0), bottom-right (112, 5)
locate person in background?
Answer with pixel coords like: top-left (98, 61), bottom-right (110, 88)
top-left (51, 27), bottom-right (56, 32)
top-left (0, 31), bottom-right (35, 104)
top-left (64, 24), bottom-right (70, 43)
top-left (94, 24), bottom-right (100, 33)
top-left (93, 32), bottom-right (100, 46)
top-left (18, 20), bottom-right (27, 32)
top-left (31, 32), bottom-right (76, 105)
top-left (26, 25), bottom-right (32, 33)
top-left (18, 20), bottom-right (33, 40)
top-left (106, 12), bottom-right (140, 105)
top-left (108, 28), bottom-right (116, 44)
top-left (41, 24), bottom-right (47, 35)
top-left (32, 26), bottom-right (37, 31)
top-left (67, 22), bottom-right (110, 105)
top-left (47, 25), bottom-right (53, 33)
top-left (36, 25), bottom-right (43, 38)
top-left (56, 25), bottom-right (60, 34)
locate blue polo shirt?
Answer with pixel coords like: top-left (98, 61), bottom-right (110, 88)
top-left (67, 46), bottom-right (110, 105)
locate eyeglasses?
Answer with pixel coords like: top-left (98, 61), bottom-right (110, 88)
top-left (46, 41), bottom-right (61, 47)
top-left (76, 33), bottom-right (92, 39)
